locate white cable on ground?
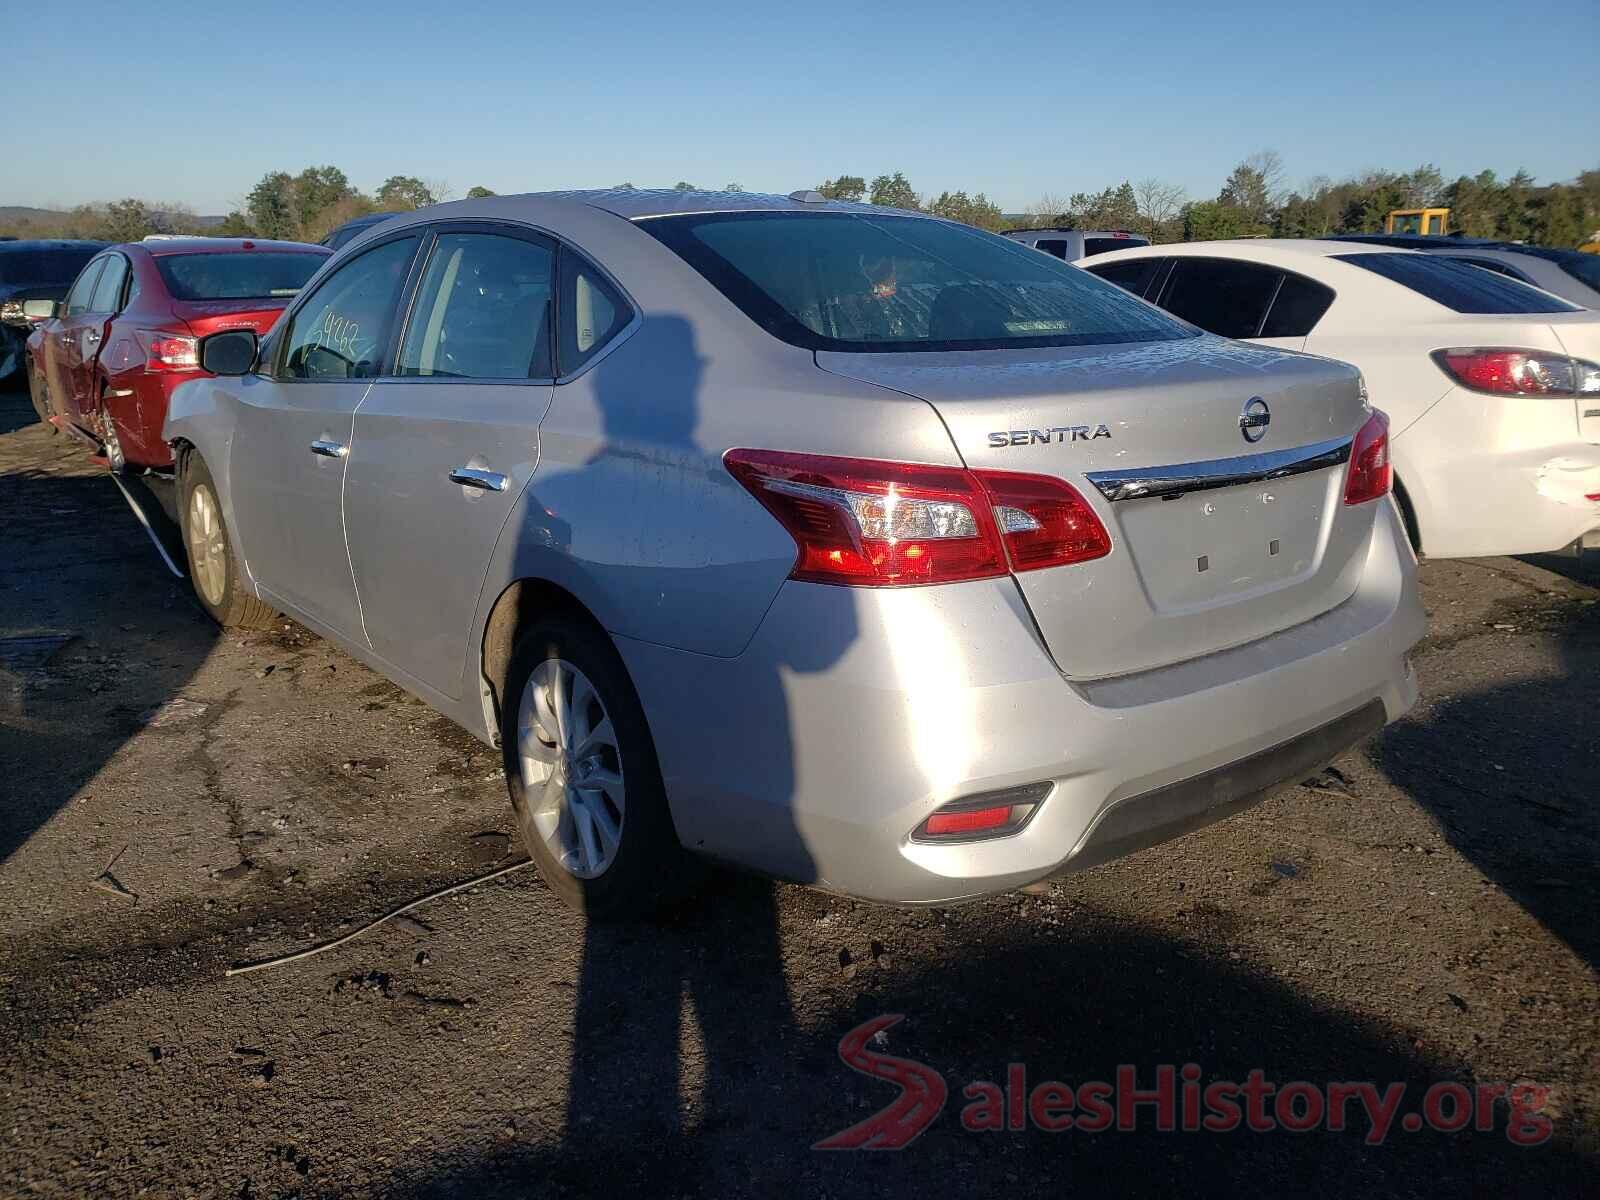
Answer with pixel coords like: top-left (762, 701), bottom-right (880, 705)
top-left (224, 858), bottom-right (536, 978)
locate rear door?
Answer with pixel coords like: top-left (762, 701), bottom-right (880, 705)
top-left (229, 233), bottom-right (422, 638)
top-left (818, 338), bottom-right (1372, 680)
top-left (343, 224), bottom-right (559, 698)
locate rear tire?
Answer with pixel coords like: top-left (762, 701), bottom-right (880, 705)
top-left (499, 616), bottom-right (694, 917)
top-left (179, 452), bottom-right (276, 630)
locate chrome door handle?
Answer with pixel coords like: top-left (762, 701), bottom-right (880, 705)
top-left (309, 438), bottom-right (348, 458)
top-left (84, 330), bottom-right (100, 344)
top-left (449, 467), bottom-right (508, 492)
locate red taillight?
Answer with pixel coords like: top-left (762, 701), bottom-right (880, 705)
top-left (974, 469), bottom-right (1113, 570)
top-left (1343, 411), bottom-right (1391, 506)
top-left (723, 449), bottom-right (1111, 587)
top-left (1430, 348), bottom-right (1587, 396)
top-left (135, 329), bottom-right (200, 373)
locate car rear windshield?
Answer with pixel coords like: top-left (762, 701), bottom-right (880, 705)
top-left (641, 212), bottom-right (1194, 352)
top-left (154, 252), bottom-right (326, 301)
top-left (1334, 252), bottom-right (1580, 314)
top-left (0, 246), bottom-right (102, 287)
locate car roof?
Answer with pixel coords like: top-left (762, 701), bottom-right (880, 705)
top-left (127, 237), bottom-right (331, 257)
top-left (1002, 228), bottom-right (1144, 238)
top-left (0, 239), bottom-right (108, 254)
top-left (364, 189), bottom-right (923, 231)
top-left (1086, 238), bottom-right (1414, 266)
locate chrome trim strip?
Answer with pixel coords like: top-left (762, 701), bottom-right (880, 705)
top-left (1084, 435), bottom-right (1352, 503)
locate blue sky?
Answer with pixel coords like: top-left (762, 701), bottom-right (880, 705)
top-left (7, 0), bottom-right (1593, 214)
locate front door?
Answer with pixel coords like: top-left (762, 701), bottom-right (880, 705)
top-left (344, 227), bottom-right (556, 697)
top-left (45, 257), bottom-right (105, 428)
top-left (228, 234), bottom-right (422, 639)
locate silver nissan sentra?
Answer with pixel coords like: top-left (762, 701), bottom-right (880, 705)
top-left (165, 189), bottom-right (1424, 915)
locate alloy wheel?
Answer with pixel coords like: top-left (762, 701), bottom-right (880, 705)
top-left (516, 657), bottom-right (626, 879)
top-left (187, 484), bottom-right (227, 607)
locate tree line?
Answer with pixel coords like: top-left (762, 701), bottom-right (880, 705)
top-left (0, 167), bottom-right (496, 243)
top-left (5, 156), bottom-right (1597, 248)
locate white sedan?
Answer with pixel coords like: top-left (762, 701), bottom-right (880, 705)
top-left (1082, 240), bottom-right (1600, 559)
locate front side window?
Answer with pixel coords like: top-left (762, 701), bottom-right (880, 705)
top-left (1034, 240), bottom-right (1071, 260)
top-left (642, 212), bottom-right (1192, 353)
top-left (1335, 253), bottom-right (1579, 315)
top-left (280, 237), bottom-right (419, 380)
top-left (398, 233), bottom-right (554, 379)
top-left (64, 260), bottom-right (105, 316)
top-left (156, 252), bottom-right (326, 301)
top-left (1158, 258), bottom-right (1281, 339)
top-left (89, 255), bottom-right (128, 312)
top-left (558, 246), bottom-right (631, 374)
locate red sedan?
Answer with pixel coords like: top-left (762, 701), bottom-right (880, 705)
top-left (27, 238), bottom-right (330, 470)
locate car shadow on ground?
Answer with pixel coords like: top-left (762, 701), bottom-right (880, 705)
top-left (1371, 558), bottom-right (1600, 973)
top-left (0, 397), bottom-right (217, 866)
top-left (382, 892), bottom-right (1588, 1197)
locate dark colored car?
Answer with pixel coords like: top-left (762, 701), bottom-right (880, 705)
top-left (26, 238), bottom-right (330, 470)
top-left (0, 240), bottom-right (107, 381)
top-left (321, 213), bottom-right (397, 250)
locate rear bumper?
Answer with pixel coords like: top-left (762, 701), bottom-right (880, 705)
top-left (618, 498), bottom-right (1424, 904)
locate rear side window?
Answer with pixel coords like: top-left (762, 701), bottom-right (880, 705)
top-left (1086, 258), bottom-right (1164, 299)
top-left (1260, 272), bottom-right (1335, 338)
top-left (1158, 258), bottom-right (1280, 339)
top-left (1034, 239), bottom-right (1071, 260)
top-left (398, 232), bottom-right (554, 379)
top-left (1334, 253), bottom-right (1579, 314)
top-left (280, 237), bottom-right (419, 380)
top-left (558, 246), bottom-right (631, 374)
top-left (156, 252), bottom-right (326, 301)
top-left (643, 211), bottom-right (1193, 353)
top-left (1083, 236), bottom-right (1148, 257)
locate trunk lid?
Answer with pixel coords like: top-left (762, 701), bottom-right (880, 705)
top-left (817, 337), bottom-right (1375, 679)
top-left (171, 298), bottom-right (290, 339)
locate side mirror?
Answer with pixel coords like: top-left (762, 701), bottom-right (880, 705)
top-left (200, 328), bottom-right (259, 376)
top-left (21, 298), bottom-right (59, 323)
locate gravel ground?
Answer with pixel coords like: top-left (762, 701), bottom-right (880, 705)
top-left (1, 388), bottom-right (1595, 1198)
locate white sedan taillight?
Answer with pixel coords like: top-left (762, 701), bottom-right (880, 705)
top-left (724, 449), bottom-right (1112, 587)
top-left (1431, 347), bottom-right (1600, 397)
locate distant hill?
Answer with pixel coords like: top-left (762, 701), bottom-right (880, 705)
top-left (0, 205), bottom-right (226, 228)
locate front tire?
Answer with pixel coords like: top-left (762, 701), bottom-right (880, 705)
top-left (500, 617), bottom-right (691, 917)
top-left (25, 361), bottom-right (56, 432)
top-left (179, 452), bottom-right (276, 629)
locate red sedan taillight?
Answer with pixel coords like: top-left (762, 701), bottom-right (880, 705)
top-left (1343, 411), bottom-right (1391, 506)
top-left (724, 449), bottom-right (1111, 587)
top-left (134, 329), bottom-right (201, 373)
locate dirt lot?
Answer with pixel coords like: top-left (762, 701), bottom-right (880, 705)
top-left (1, 386), bottom-right (1596, 1197)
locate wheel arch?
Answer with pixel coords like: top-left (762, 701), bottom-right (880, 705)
top-left (479, 576), bottom-right (609, 736)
